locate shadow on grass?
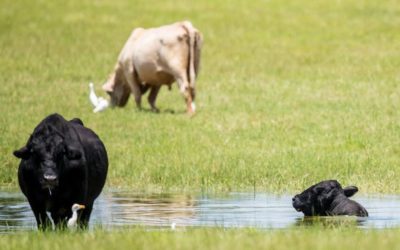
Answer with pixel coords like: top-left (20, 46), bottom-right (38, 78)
top-left (137, 108), bottom-right (188, 115)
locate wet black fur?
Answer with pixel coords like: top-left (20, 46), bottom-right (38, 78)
top-left (292, 180), bottom-right (368, 217)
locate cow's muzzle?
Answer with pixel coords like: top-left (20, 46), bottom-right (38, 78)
top-left (292, 196), bottom-right (303, 212)
top-left (41, 165), bottom-right (59, 189)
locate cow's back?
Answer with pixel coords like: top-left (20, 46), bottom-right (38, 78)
top-left (331, 198), bottom-right (369, 217)
top-left (121, 22), bottom-right (191, 85)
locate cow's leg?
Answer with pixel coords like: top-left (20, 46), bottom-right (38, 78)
top-left (175, 77), bottom-right (195, 114)
top-left (32, 207), bottom-right (51, 230)
top-left (52, 214), bottom-right (67, 230)
top-left (141, 83), bottom-right (151, 95)
top-left (51, 209), bottom-right (70, 230)
top-left (26, 197), bottom-right (51, 230)
top-left (148, 85), bottom-right (161, 112)
top-left (124, 69), bottom-right (143, 109)
top-left (78, 204), bottom-right (93, 229)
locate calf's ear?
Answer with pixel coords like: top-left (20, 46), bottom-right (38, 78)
top-left (65, 145), bottom-right (82, 160)
top-left (343, 186), bottom-right (358, 197)
top-left (13, 146), bottom-right (30, 159)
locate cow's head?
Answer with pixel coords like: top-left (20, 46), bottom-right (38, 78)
top-left (13, 122), bottom-right (84, 191)
top-left (102, 69), bottom-right (130, 107)
top-left (292, 180), bottom-right (358, 216)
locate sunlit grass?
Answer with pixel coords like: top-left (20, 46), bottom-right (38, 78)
top-left (2, 227), bottom-right (400, 250)
top-left (1, 0), bottom-right (400, 193)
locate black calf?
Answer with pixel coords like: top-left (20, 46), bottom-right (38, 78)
top-left (292, 180), bottom-right (368, 217)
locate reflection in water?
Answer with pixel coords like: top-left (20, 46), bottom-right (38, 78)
top-left (1, 191), bottom-right (400, 233)
top-left (92, 192), bottom-right (197, 228)
top-left (0, 192), bottom-right (35, 232)
top-left (294, 216), bottom-right (367, 228)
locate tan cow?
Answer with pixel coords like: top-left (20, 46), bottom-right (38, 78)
top-left (102, 21), bottom-right (203, 114)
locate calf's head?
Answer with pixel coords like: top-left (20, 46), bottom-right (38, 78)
top-left (13, 124), bottom-right (83, 190)
top-left (292, 180), bottom-right (358, 216)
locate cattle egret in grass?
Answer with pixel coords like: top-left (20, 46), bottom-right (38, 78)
top-left (93, 97), bottom-right (109, 113)
top-left (89, 83), bottom-right (98, 107)
top-left (67, 203), bottom-right (85, 229)
top-left (89, 82), bottom-right (109, 113)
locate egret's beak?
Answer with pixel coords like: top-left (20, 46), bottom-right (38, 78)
top-left (78, 204), bottom-right (86, 209)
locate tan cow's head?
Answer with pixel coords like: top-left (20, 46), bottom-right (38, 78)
top-left (102, 70), bottom-right (130, 107)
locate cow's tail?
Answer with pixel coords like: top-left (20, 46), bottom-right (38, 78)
top-left (182, 21), bottom-right (203, 89)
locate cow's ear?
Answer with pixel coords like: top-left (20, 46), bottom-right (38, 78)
top-left (65, 145), bottom-right (82, 160)
top-left (13, 146), bottom-right (31, 159)
top-left (343, 186), bottom-right (358, 197)
top-left (70, 118), bottom-right (84, 126)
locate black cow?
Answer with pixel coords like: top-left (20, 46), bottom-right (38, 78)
top-left (13, 113), bottom-right (108, 229)
top-left (292, 180), bottom-right (368, 217)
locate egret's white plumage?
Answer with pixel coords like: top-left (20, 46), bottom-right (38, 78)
top-left (89, 82), bottom-right (109, 113)
top-left (93, 97), bottom-right (109, 113)
top-left (67, 203), bottom-right (85, 229)
top-left (89, 83), bottom-right (99, 107)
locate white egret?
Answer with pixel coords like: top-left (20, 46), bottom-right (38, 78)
top-left (93, 97), bottom-right (109, 113)
top-left (89, 83), bottom-right (109, 113)
top-left (67, 203), bottom-right (85, 229)
top-left (89, 82), bottom-right (99, 107)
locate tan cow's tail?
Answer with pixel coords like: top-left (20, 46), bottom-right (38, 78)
top-left (182, 21), bottom-right (203, 89)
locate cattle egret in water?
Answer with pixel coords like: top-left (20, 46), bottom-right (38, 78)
top-left (67, 203), bottom-right (85, 229)
top-left (89, 82), bottom-right (109, 113)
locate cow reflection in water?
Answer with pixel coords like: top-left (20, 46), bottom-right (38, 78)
top-left (103, 193), bottom-right (196, 227)
top-left (294, 216), bottom-right (366, 228)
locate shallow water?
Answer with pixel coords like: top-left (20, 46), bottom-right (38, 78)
top-left (1, 191), bottom-right (400, 233)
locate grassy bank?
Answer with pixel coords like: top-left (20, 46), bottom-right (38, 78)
top-left (2, 227), bottom-right (400, 250)
top-left (1, 0), bottom-right (400, 193)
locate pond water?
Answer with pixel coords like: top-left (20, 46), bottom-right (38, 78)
top-left (1, 191), bottom-right (400, 233)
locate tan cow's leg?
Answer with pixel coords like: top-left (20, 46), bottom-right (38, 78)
top-left (148, 85), bottom-right (161, 112)
top-left (176, 77), bottom-right (195, 114)
top-left (124, 70), bottom-right (143, 110)
top-left (140, 83), bottom-right (151, 95)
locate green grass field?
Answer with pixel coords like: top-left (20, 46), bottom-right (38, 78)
top-left (2, 0), bottom-right (400, 193)
top-left (2, 227), bottom-right (400, 250)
